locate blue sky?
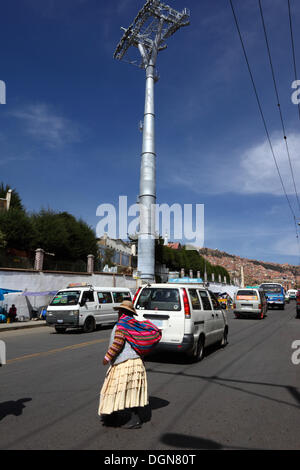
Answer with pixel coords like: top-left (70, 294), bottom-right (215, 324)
top-left (1, 0), bottom-right (300, 265)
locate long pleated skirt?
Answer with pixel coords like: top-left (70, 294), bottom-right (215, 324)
top-left (98, 358), bottom-right (148, 416)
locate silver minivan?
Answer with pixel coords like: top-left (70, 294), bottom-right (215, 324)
top-left (46, 284), bottom-right (132, 333)
top-left (233, 288), bottom-right (267, 319)
top-left (133, 283), bottom-right (228, 362)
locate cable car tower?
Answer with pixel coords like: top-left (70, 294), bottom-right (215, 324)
top-left (114, 0), bottom-right (190, 282)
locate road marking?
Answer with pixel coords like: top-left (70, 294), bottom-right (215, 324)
top-left (7, 338), bottom-right (107, 364)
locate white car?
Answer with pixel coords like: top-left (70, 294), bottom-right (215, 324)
top-left (133, 283), bottom-right (228, 362)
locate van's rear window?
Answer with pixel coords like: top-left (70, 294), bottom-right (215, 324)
top-left (237, 290), bottom-right (256, 296)
top-left (135, 288), bottom-right (181, 312)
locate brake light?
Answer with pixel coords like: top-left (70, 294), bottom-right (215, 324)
top-left (182, 288), bottom-right (191, 318)
top-left (132, 287), bottom-right (141, 304)
top-left (233, 303), bottom-right (236, 309)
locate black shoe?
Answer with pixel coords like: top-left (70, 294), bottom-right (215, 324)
top-left (121, 410), bottom-right (142, 429)
top-left (100, 413), bottom-right (118, 427)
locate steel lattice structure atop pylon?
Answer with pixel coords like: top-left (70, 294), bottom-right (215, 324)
top-left (114, 0), bottom-right (190, 282)
top-left (114, 0), bottom-right (190, 67)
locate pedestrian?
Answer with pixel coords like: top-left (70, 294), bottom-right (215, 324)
top-left (8, 304), bottom-right (17, 322)
top-left (98, 300), bottom-right (149, 429)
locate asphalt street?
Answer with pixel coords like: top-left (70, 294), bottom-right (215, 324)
top-left (0, 303), bottom-right (299, 450)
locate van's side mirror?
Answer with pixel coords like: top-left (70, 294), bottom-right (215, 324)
top-left (80, 299), bottom-right (86, 307)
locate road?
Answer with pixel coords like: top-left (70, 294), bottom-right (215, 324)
top-left (0, 303), bottom-right (299, 450)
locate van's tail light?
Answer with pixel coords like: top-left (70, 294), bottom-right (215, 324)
top-left (132, 287), bottom-right (141, 304)
top-left (181, 288), bottom-right (191, 318)
top-left (258, 304), bottom-right (262, 310)
top-left (233, 303), bottom-right (236, 309)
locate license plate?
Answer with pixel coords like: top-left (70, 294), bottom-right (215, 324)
top-left (57, 319), bottom-right (64, 323)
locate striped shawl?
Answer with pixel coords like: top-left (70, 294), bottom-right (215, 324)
top-left (116, 314), bottom-right (162, 356)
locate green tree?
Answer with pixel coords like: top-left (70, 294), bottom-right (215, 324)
top-left (102, 247), bottom-right (115, 267)
top-left (0, 208), bottom-right (36, 250)
top-left (0, 229), bottom-right (6, 248)
top-left (30, 209), bottom-right (98, 261)
top-left (156, 243), bottom-right (230, 283)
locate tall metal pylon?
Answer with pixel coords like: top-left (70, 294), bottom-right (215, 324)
top-left (114, 0), bottom-right (190, 282)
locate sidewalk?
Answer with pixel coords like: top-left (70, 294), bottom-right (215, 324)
top-left (0, 320), bottom-right (48, 332)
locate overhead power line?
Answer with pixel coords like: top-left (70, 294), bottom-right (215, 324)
top-left (287, 0), bottom-right (300, 121)
top-left (229, 0), bottom-right (300, 255)
top-left (258, 0), bottom-right (300, 214)
top-left (229, 0), bottom-right (295, 217)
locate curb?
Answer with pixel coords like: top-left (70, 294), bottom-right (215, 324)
top-left (0, 322), bottom-right (48, 332)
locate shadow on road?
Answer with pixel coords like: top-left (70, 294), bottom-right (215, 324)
top-left (101, 395), bottom-right (170, 427)
top-left (145, 342), bottom-right (224, 365)
top-left (147, 366), bottom-right (300, 410)
top-left (0, 398), bottom-right (32, 421)
top-left (49, 324), bottom-right (114, 335)
top-left (160, 432), bottom-right (260, 450)
top-left (161, 432), bottom-right (222, 449)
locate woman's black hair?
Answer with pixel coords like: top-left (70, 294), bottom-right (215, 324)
top-left (119, 308), bottom-right (135, 317)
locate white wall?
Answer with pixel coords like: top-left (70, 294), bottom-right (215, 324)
top-left (0, 270), bottom-right (137, 318)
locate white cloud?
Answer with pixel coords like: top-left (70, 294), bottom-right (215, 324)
top-left (166, 131), bottom-right (300, 198)
top-left (11, 103), bottom-right (80, 148)
top-left (233, 132), bottom-right (300, 196)
top-left (272, 234), bottom-right (300, 257)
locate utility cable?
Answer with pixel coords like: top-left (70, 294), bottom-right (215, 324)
top-left (287, 0), bottom-right (300, 121)
top-left (229, 0), bottom-right (300, 256)
top-left (258, 0), bottom-right (300, 214)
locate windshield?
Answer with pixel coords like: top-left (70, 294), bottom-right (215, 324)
top-left (135, 288), bottom-right (181, 312)
top-left (260, 284), bottom-right (282, 294)
top-left (50, 291), bottom-right (80, 306)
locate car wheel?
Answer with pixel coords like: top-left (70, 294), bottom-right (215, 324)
top-left (194, 336), bottom-right (205, 362)
top-left (83, 317), bottom-right (95, 333)
top-left (220, 327), bottom-right (228, 347)
top-left (55, 326), bottom-right (66, 334)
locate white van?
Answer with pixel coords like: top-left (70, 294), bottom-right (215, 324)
top-left (287, 289), bottom-right (297, 300)
top-left (233, 288), bottom-right (267, 319)
top-left (46, 283), bottom-right (132, 333)
top-left (133, 283), bottom-right (228, 361)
